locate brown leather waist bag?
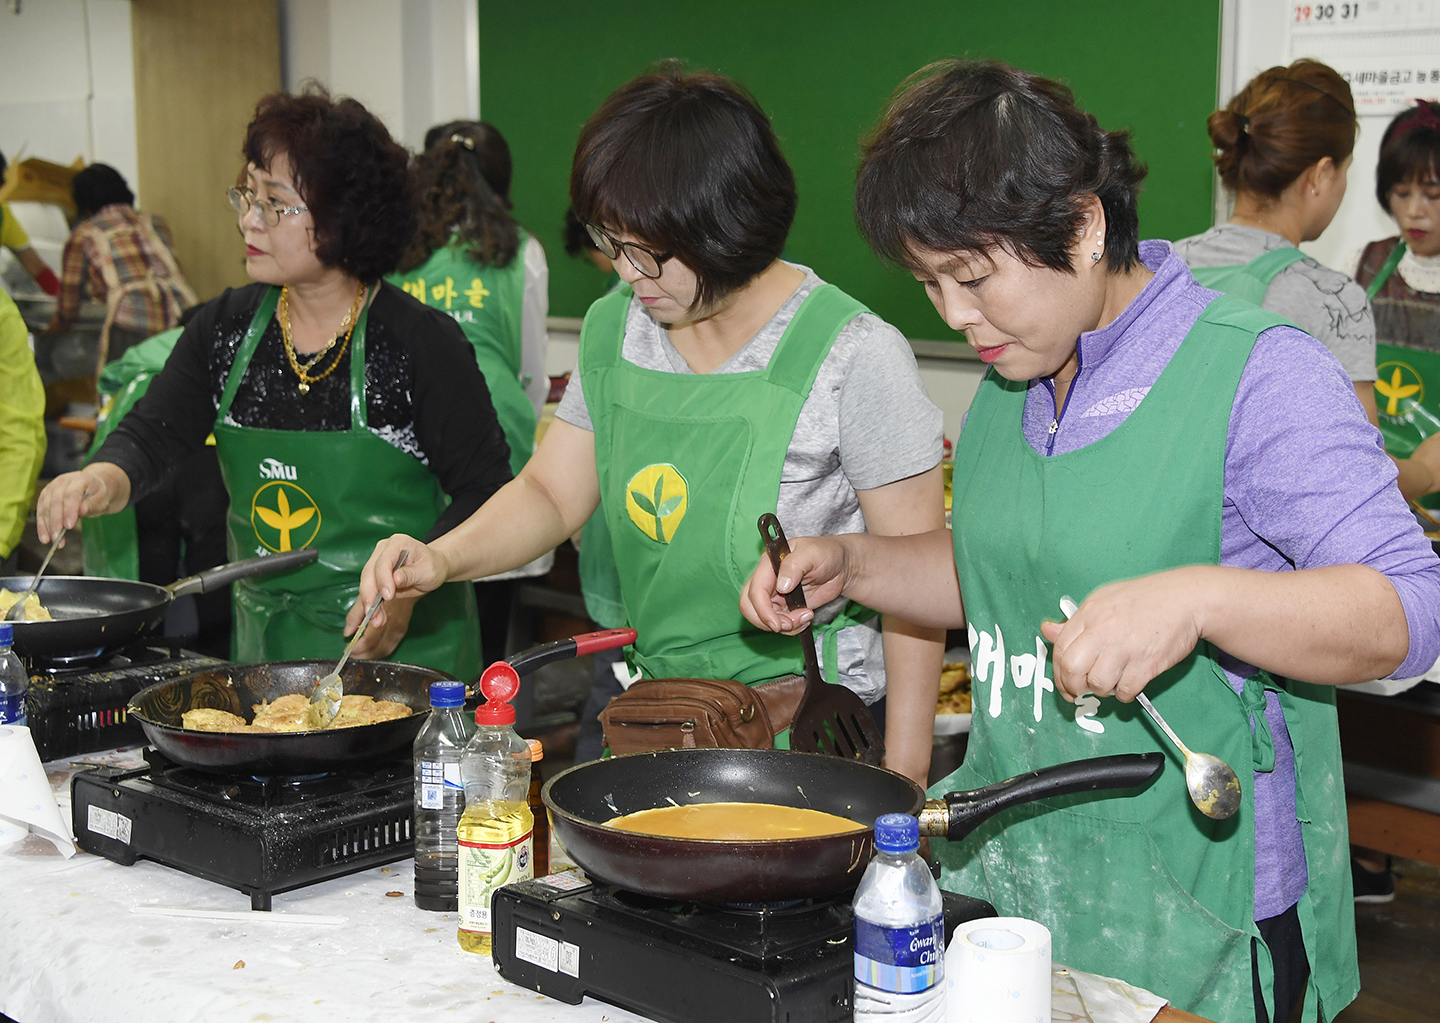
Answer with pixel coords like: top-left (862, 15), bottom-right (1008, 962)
top-left (598, 675), bottom-right (808, 755)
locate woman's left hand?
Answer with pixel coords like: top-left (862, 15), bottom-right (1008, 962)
top-left (350, 593), bottom-right (419, 661)
top-left (1039, 568), bottom-right (1203, 702)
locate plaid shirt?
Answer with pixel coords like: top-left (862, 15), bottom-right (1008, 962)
top-left (57, 204), bottom-right (189, 334)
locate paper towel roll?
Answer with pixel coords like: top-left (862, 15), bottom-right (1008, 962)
top-left (945, 916), bottom-right (1051, 1023)
top-left (0, 725), bottom-right (76, 857)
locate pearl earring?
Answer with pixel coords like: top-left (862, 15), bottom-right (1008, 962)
top-left (1092, 234), bottom-right (1104, 262)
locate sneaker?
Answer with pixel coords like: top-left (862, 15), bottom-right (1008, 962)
top-left (1351, 855), bottom-right (1395, 904)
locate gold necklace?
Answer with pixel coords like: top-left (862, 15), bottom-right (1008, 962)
top-left (279, 282), bottom-right (366, 394)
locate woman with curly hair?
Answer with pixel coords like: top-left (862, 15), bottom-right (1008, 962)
top-left (35, 88), bottom-right (511, 678)
top-left (742, 59), bottom-right (1440, 1022)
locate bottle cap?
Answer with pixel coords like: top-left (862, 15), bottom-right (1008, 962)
top-left (474, 661), bottom-right (521, 725)
top-left (527, 738), bottom-right (543, 762)
top-left (0, 622), bottom-right (11, 646)
top-left (873, 813), bottom-right (919, 854)
top-left (428, 680), bottom-right (466, 709)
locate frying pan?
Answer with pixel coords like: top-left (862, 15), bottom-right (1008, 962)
top-left (127, 629), bottom-right (637, 776)
top-left (6, 549), bottom-right (317, 657)
top-left (544, 747), bottom-right (1162, 904)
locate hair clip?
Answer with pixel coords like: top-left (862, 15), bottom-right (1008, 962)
top-left (450, 133), bottom-right (476, 151)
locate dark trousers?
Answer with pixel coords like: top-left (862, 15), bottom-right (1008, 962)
top-left (1253, 902), bottom-right (1309, 1023)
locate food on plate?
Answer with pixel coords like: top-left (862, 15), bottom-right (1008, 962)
top-left (181, 708), bottom-right (252, 732)
top-left (0, 588), bottom-right (53, 622)
top-left (936, 661), bottom-right (972, 716)
top-left (605, 801), bottom-right (867, 840)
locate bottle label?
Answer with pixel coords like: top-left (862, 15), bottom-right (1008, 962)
top-left (854, 914), bottom-right (944, 993)
top-left (457, 829), bottom-right (534, 933)
top-left (419, 761), bottom-right (463, 809)
top-left (0, 691), bottom-right (25, 727)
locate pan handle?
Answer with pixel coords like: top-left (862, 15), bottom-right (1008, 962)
top-left (166, 549), bottom-right (319, 597)
top-left (499, 628), bottom-right (638, 679)
top-left (919, 752), bottom-right (1163, 842)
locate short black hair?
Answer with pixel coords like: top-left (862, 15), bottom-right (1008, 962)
top-left (72, 164), bottom-right (135, 220)
top-left (856, 60), bottom-right (1146, 276)
top-left (562, 207), bottom-right (596, 258)
top-left (570, 62), bottom-right (796, 309)
top-left (1376, 102), bottom-right (1440, 211)
top-left (244, 84), bottom-right (413, 282)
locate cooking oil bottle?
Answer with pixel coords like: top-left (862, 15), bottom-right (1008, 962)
top-left (456, 662), bottom-right (534, 955)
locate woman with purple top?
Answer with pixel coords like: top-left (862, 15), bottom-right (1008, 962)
top-left (741, 60), bottom-right (1440, 1023)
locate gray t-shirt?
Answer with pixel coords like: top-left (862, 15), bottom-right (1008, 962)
top-left (1174, 223), bottom-right (1377, 381)
top-left (557, 263), bottom-right (944, 701)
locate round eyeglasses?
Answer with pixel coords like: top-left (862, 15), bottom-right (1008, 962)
top-left (228, 187), bottom-right (309, 227)
top-left (585, 223), bottom-right (672, 279)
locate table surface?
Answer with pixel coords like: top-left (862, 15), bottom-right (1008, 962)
top-left (0, 749), bottom-right (1212, 1023)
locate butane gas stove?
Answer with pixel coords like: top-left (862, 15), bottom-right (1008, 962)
top-left (25, 642), bottom-right (224, 761)
top-left (71, 747), bottom-right (414, 910)
top-left (492, 874), bottom-right (994, 1023)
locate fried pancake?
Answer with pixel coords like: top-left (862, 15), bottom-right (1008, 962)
top-left (251, 693), bottom-right (311, 732)
top-left (0, 588), bottom-right (52, 622)
top-left (181, 708), bottom-right (249, 732)
top-left (329, 694), bottom-right (411, 728)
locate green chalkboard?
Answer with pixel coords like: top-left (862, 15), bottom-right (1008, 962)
top-left (479, 2), bottom-right (1220, 342)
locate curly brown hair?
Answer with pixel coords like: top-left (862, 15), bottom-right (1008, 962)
top-left (398, 121), bottom-right (520, 273)
top-left (243, 84), bottom-right (414, 282)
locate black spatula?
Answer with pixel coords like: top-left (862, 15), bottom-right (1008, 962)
top-left (758, 513), bottom-right (884, 765)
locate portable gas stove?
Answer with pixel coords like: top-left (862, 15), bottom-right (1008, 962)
top-left (71, 747), bottom-right (414, 910)
top-left (25, 642), bottom-right (224, 761)
top-left (492, 873), bottom-right (994, 1023)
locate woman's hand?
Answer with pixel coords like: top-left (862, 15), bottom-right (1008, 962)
top-left (1409, 432), bottom-right (1440, 497)
top-left (347, 534), bottom-right (450, 636)
top-left (739, 535), bottom-right (853, 634)
top-left (34, 464), bottom-right (131, 545)
top-left (1039, 568), bottom-right (1203, 702)
top-left (350, 593), bottom-right (419, 660)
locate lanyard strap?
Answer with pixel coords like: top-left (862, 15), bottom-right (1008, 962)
top-left (1366, 240), bottom-right (1407, 301)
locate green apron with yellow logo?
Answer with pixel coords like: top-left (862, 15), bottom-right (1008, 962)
top-left (386, 230), bottom-right (535, 476)
top-left (213, 287), bottom-right (481, 678)
top-left (81, 327), bottom-right (184, 579)
top-left (941, 295), bottom-right (1357, 1023)
top-left (580, 284), bottom-right (876, 742)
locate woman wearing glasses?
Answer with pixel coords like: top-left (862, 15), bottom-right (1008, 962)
top-left (353, 66), bottom-right (947, 786)
top-left (36, 88), bottom-right (508, 679)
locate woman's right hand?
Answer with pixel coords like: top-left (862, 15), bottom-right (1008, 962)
top-left (739, 535), bottom-right (852, 635)
top-left (347, 534), bottom-right (450, 635)
top-left (35, 464), bottom-right (131, 545)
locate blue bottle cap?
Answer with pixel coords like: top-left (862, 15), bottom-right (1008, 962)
top-left (0, 621), bottom-right (12, 646)
top-left (873, 813), bottom-right (919, 854)
top-left (428, 680), bottom-right (467, 708)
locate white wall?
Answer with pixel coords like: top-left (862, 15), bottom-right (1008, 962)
top-left (279, 0), bottom-right (478, 151)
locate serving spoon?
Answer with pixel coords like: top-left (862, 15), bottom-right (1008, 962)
top-left (5, 530), bottom-right (64, 622)
top-left (308, 549), bottom-right (408, 728)
top-left (1058, 596), bottom-right (1241, 820)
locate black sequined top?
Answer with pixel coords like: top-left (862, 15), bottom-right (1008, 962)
top-left (96, 282), bottom-right (513, 539)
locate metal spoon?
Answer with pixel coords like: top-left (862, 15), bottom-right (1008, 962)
top-left (1058, 596), bottom-right (1241, 820)
top-left (5, 530), bottom-right (64, 622)
top-left (307, 549), bottom-right (409, 728)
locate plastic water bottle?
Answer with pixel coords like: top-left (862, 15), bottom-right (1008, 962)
top-left (853, 813), bottom-right (946, 1022)
top-left (0, 623), bottom-right (27, 727)
top-left (456, 662), bottom-right (534, 955)
top-left (413, 679), bottom-right (474, 911)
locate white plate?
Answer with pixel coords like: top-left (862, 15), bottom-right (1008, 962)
top-left (933, 712), bottom-right (971, 736)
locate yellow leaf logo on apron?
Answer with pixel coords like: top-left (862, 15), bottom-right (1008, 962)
top-left (251, 481), bottom-right (321, 552)
top-left (1375, 361), bottom-right (1424, 418)
top-left (625, 464), bottom-right (688, 544)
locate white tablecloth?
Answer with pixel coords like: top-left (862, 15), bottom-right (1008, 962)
top-left (0, 749), bottom-right (1165, 1023)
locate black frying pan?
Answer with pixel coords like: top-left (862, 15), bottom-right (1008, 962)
top-left (544, 747), bottom-right (1162, 904)
top-left (6, 549), bottom-right (317, 657)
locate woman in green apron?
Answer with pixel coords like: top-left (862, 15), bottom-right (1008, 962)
top-left (35, 87), bottom-right (509, 681)
top-left (352, 67), bottom-right (947, 786)
top-left (1176, 61), bottom-right (1440, 505)
top-left (744, 60), bottom-right (1440, 1023)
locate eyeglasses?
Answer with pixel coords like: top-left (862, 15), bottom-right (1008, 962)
top-left (228, 187), bottom-right (309, 227)
top-left (585, 223), bottom-right (672, 279)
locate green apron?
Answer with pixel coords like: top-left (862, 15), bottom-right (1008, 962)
top-left (213, 287), bottom-right (481, 679)
top-left (1190, 246), bottom-right (1309, 306)
top-left (941, 295), bottom-right (1357, 1022)
top-left (81, 327), bottom-right (185, 579)
top-left (580, 284), bottom-right (875, 733)
top-left (386, 230), bottom-right (535, 476)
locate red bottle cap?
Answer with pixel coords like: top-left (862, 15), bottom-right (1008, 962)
top-left (474, 661), bottom-right (521, 725)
